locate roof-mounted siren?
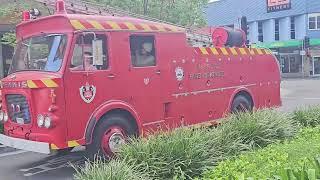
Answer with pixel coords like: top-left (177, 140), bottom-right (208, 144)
top-left (55, 0), bottom-right (67, 14)
top-left (211, 27), bottom-right (246, 48)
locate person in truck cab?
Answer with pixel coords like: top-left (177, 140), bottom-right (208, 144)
top-left (133, 42), bottom-right (155, 67)
top-left (71, 52), bottom-right (97, 71)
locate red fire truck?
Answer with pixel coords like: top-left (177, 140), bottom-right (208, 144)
top-left (0, 0), bottom-right (281, 157)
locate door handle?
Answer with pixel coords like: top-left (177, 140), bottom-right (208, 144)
top-left (156, 70), bottom-right (161, 75)
top-left (107, 74), bottom-right (116, 79)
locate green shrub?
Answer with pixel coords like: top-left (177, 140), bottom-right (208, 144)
top-left (119, 127), bottom-right (229, 179)
top-left (0, 124), bottom-right (3, 134)
top-left (73, 158), bottom-right (150, 180)
top-left (201, 126), bottom-right (320, 180)
top-left (293, 106), bottom-right (320, 127)
top-left (75, 109), bottom-right (295, 180)
top-left (219, 109), bottom-right (297, 149)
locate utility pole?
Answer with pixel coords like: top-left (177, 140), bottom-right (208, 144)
top-left (143, 0), bottom-right (149, 15)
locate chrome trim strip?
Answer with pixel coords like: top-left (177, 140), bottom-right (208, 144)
top-left (172, 84), bottom-right (257, 98)
top-left (142, 120), bottom-right (165, 127)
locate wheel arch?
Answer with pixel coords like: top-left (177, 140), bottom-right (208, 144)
top-left (84, 100), bottom-right (141, 144)
top-left (228, 87), bottom-right (255, 111)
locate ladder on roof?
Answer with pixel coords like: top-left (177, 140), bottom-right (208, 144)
top-left (34, 0), bottom-right (212, 46)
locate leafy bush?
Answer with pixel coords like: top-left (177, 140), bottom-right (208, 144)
top-left (201, 127), bottom-right (320, 180)
top-left (293, 106), bottom-right (320, 127)
top-left (0, 124), bottom-right (3, 134)
top-left (73, 158), bottom-right (150, 180)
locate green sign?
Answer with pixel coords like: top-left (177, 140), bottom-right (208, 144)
top-left (252, 38), bottom-right (320, 48)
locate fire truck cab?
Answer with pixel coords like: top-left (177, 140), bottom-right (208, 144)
top-left (0, 2), bottom-right (281, 157)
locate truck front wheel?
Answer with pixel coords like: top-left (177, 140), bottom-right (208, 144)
top-left (87, 114), bottom-right (135, 159)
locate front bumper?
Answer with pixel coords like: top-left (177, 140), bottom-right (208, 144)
top-left (0, 134), bottom-right (51, 154)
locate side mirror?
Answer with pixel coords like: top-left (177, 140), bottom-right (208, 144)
top-left (92, 39), bottom-right (103, 66)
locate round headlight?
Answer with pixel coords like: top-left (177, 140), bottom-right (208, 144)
top-left (0, 111), bottom-right (4, 122)
top-left (37, 114), bottom-right (44, 127)
top-left (3, 112), bottom-right (8, 122)
top-left (44, 116), bottom-right (52, 129)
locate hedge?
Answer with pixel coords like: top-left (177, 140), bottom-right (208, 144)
top-left (201, 126), bottom-right (320, 180)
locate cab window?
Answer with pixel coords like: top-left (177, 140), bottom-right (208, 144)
top-left (130, 35), bottom-right (156, 67)
top-left (70, 34), bottom-right (108, 71)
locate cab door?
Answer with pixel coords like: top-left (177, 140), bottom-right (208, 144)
top-left (64, 32), bottom-right (116, 140)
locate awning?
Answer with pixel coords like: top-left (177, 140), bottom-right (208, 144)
top-left (252, 38), bottom-right (320, 49)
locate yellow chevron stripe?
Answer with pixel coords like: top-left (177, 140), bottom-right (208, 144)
top-left (155, 24), bottom-right (166, 32)
top-left (70, 20), bottom-right (86, 30)
top-left (199, 47), bottom-right (209, 55)
top-left (230, 48), bottom-right (238, 55)
top-left (168, 26), bottom-right (178, 32)
top-left (141, 23), bottom-right (152, 31)
top-left (249, 49), bottom-right (256, 55)
top-left (68, 141), bottom-right (80, 147)
top-left (107, 21), bottom-right (121, 30)
top-left (210, 48), bottom-right (219, 55)
top-left (256, 48), bottom-right (264, 55)
top-left (42, 79), bottom-right (58, 88)
top-left (88, 20), bottom-right (104, 30)
top-left (265, 49), bottom-right (272, 54)
top-left (51, 143), bottom-right (59, 150)
top-left (220, 48), bottom-right (229, 55)
top-left (239, 48), bottom-right (248, 55)
top-left (124, 22), bottom-right (137, 30)
top-left (27, 80), bottom-right (38, 89)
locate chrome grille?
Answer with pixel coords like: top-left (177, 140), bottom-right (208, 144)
top-left (6, 94), bottom-right (31, 124)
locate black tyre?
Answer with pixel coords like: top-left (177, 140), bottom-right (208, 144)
top-left (86, 114), bottom-right (136, 159)
top-left (231, 95), bottom-right (252, 113)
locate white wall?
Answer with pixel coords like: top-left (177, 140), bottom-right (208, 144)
top-left (279, 17), bottom-right (291, 41)
top-left (263, 19), bottom-right (275, 43)
top-left (296, 14), bottom-right (307, 40)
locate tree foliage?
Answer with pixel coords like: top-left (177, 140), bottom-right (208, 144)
top-left (1, 32), bottom-right (16, 47)
top-left (88, 0), bottom-right (209, 27)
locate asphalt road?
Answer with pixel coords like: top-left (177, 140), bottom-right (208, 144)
top-left (0, 78), bottom-right (320, 180)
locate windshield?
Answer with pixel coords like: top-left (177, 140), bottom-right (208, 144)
top-left (9, 34), bottom-right (67, 74)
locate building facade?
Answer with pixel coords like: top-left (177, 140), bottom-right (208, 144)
top-left (205, 0), bottom-right (320, 77)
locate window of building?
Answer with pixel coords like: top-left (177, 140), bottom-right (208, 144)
top-left (290, 17), bottom-right (295, 39)
top-left (258, 21), bottom-right (263, 42)
top-left (275, 19), bottom-right (280, 41)
top-left (130, 35), bottom-right (156, 67)
top-left (309, 14), bottom-right (320, 30)
top-left (70, 34), bottom-right (109, 71)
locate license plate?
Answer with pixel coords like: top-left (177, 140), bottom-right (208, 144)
top-left (16, 118), bottom-right (24, 125)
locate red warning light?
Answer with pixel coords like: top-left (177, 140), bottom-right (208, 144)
top-left (22, 11), bottom-right (31, 21)
top-left (56, 0), bottom-right (66, 14)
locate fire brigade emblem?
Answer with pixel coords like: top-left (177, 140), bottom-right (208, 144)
top-left (79, 83), bottom-right (97, 104)
top-left (175, 67), bottom-right (184, 81)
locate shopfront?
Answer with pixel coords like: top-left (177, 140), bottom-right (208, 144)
top-left (253, 38), bottom-right (320, 78)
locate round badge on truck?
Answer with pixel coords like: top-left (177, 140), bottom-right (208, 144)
top-left (175, 67), bottom-right (184, 81)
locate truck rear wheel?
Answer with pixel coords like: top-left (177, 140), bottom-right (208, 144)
top-left (231, 95), bottom-right (252, 113)
top-left (87, 114), bottom-right (136, 159)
